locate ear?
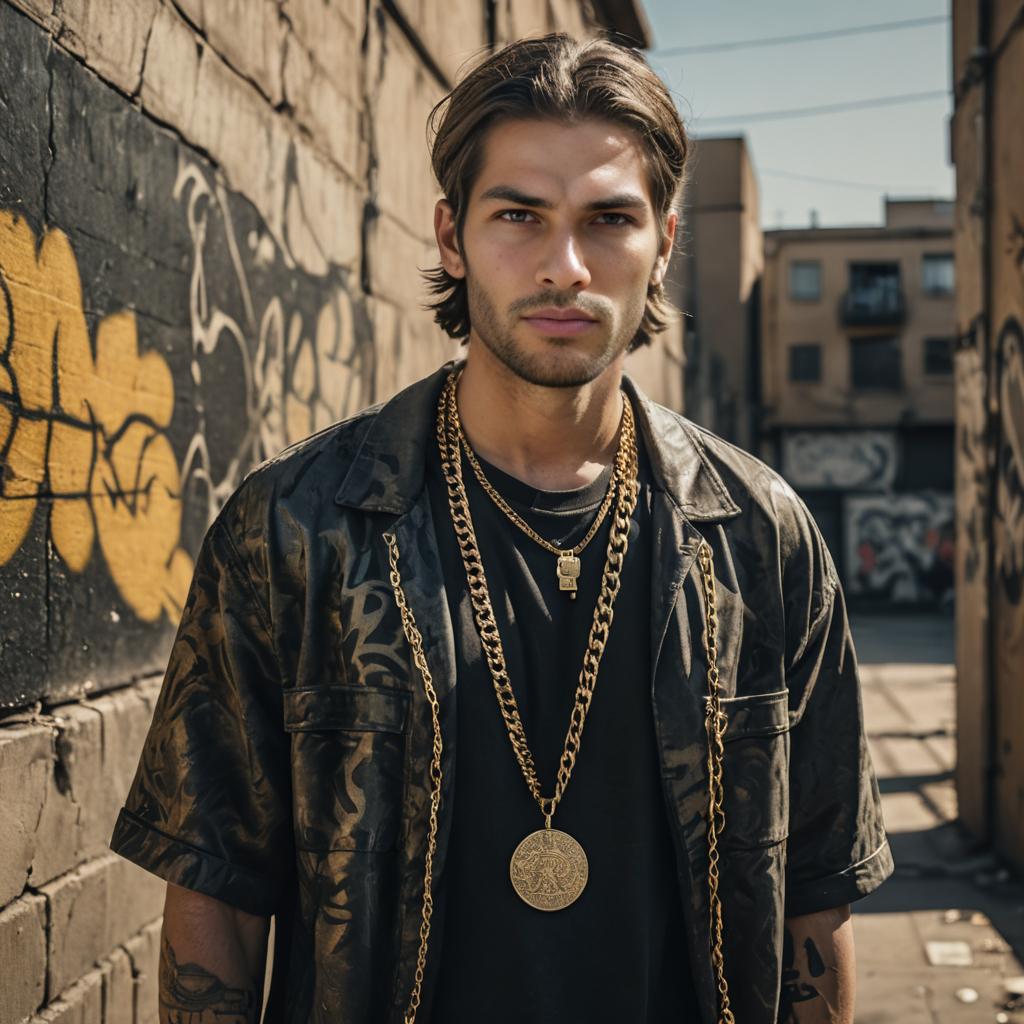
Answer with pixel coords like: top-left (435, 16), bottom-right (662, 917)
top-left (434, 199), bottom-right (466, 279)
top-left (651, 210), bottom-right (678, 287)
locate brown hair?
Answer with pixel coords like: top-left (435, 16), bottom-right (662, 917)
top-left (422, 33), bottom-right (689, 350)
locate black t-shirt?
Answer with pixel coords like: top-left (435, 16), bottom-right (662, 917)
top-left (424, 427), bottom-right (700, 1022)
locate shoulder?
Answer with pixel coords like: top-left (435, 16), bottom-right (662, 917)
top-left (211, 403), bottom-right (383, 561)
top-left (642, 400), bottom-right (840, 640)
top-left (651, 400), bottom-right (829, 565)
top-left (694, 422), bottom-right (822, 552)
top-left (656, 408), bottom-right (841, 671)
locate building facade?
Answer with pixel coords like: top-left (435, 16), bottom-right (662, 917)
top-left (951, 0), bottom-right (1024, 869)
top-left (760, 199), bottom-right (956, 606)
top-left (670, 135), bottom-right (764, 452)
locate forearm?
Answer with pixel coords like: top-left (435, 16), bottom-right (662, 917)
top-left (779, 905), bottom-right (855, 1024)
top-left (159, 883), bottom-right (270, 1024)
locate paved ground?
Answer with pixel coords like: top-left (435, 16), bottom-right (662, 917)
top-left (850, 613), bottom-right (1024, 1024)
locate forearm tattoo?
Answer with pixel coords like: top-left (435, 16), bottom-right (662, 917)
top-left (779, 924), bottom-right (827, 1021)
top-left (159, 937), bottom-right (258, 1024)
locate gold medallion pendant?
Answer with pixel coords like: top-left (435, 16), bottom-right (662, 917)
top-left (438, 370), bottom-right (638, 913)
top-left (509, 828), bottom-right (589, 911)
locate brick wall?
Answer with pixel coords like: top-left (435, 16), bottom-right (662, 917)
top-left (0, 1), bottom-right (668, 1019)
top-left (1, 684), bottom-right (164, 1022)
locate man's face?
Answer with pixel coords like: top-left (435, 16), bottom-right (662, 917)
top-left (435, 117), bottom-right (676, 389)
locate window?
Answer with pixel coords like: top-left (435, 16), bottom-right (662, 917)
top-left (848, 262), bottom-right (901, 303)
top-left (922, 253), bottom-right (954, 296)
top-left (789, 260), bottom-right (822, 301)
top-left (851, 335), bottom-right (902, 390)
top-left (789, 343), bottom-right (822, 382)
top-left (842, 262), bottom-right (904, 324)
top-left (924, 337), bottom-right (954, 375)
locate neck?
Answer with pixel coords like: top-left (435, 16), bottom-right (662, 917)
top-left (455, 341), bottom-right (626, 491)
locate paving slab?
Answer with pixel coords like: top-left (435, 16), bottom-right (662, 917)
top-left (850, 615), bottom-right (1024, 1024)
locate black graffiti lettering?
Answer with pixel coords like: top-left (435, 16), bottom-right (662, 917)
top-left (1009, 213), bottom-right (1024, 271)
top-left (996, 318), bottom-right (1024, 605)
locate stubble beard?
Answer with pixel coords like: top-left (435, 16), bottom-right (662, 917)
top-left (464, 271), bottom-right (646, 389)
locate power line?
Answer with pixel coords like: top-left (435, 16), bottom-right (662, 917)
top-left (652, 15), bottom-right (949, 57)
top-left (758, 168), bottom-right (943, 193)
top-left (692, 89), bottom-right (948, 126)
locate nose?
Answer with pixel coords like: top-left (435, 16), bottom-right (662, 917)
top-left (535, 229), bottom-right (591, 291)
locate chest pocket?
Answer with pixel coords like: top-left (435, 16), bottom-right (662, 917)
top-left (284, 686), bottom-right (410, 853)
top-left (720, 690), bottom-right (790, 850)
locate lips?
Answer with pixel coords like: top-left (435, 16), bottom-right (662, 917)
top-left (521, 307), bottom-right (598, 336)
top-left (523, 307), bottom-right (596, 321)
top-left (524, 315), bottom-right (598, 335)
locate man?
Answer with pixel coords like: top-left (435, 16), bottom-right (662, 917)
top-left (111, 33), bottom-right (891, 1024)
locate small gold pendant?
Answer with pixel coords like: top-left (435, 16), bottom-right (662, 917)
top-left (509, 827), bottom-right (588, 911)
top-left (556, 551), bottom-right (581, 599)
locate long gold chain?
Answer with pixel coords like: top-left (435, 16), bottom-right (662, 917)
top-left (456, 418), bottom-right (620, 559)
top-left (698, 541), bottom-right (734, 1024)
top-left (384, 533), bottom-right (443, 1024)
top-left (438, 369), bottom-right (638, 823)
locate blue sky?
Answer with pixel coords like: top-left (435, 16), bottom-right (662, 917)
top-left (643, 1), bottom-right (954, 228)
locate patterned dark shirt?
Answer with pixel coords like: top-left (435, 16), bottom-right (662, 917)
top-left (111, 363), bottom-right (893, 1024)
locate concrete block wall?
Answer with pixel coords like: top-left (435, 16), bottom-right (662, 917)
top-left (0, 685), bottom-right (165, 1023)
top-left (0, 0), bottom-right (668, 1018)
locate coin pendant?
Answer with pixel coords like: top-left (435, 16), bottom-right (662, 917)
top-left (509, 828), bottom-right (588, 911)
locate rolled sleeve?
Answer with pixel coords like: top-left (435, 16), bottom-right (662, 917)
top-left (781, 502), bottom-right (893, 918)
top-left (109, 512), bottom-right (291, 917)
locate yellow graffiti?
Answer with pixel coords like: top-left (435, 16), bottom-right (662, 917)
top-left (0, 211), bottom-right (192, 622)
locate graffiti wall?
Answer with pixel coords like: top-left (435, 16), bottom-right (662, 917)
top-left (994, 316), bottom-right (1024, 858)
top-left (0, 0), bottom-right (688, 717)
top-left (951, 0), bottom-right (1024, 866)
top-left (777, 426), bottom-right (954, 606)
top-left (995, 319), bottom-right (1024, 609)
top-left (0, 5), bottom-right (379, 707)
top-left (845, 492), bottom-right (956, 604)
top-left (782, 430), bottom-right (898, 490)
top-left (953, 325), bottom-right (990, 832)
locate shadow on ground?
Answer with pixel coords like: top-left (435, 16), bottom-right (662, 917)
top-left (846, 615), bottom-right (1024, 1023)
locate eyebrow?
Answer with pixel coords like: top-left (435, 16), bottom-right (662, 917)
top-left (478, 185), bottom-right (649, 212)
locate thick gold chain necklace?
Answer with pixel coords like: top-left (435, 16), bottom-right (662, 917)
top-left (454, 414), bottom-right (623, 599)
top-left (388, 371), bottom-right (734, 1020)
top-left (437, 369), bottom-right (638, 910)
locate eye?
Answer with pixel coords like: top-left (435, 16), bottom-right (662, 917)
top-left (497, 209), bottom-right (537, 224)
top-left (595, 212), bottom-right (635, 226)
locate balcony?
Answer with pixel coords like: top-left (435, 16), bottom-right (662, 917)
top-left (839, 287), bottom-right (906, 327)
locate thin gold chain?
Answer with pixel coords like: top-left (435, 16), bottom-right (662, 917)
top-left (698, 541), bottom-right (735, 1024)
top-left (384, 533), bottom-right (443, 1024)
top-left (438, 369), bottom-right (638, 822)
top-left (456, 415), bottom-right (620, 558)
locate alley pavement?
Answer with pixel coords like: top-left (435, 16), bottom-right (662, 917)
top-left (851, 613), bottom-right (1024, 1024)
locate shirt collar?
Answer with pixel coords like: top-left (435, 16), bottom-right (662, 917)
top-left (335, 360), bottom-right (741, 521)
